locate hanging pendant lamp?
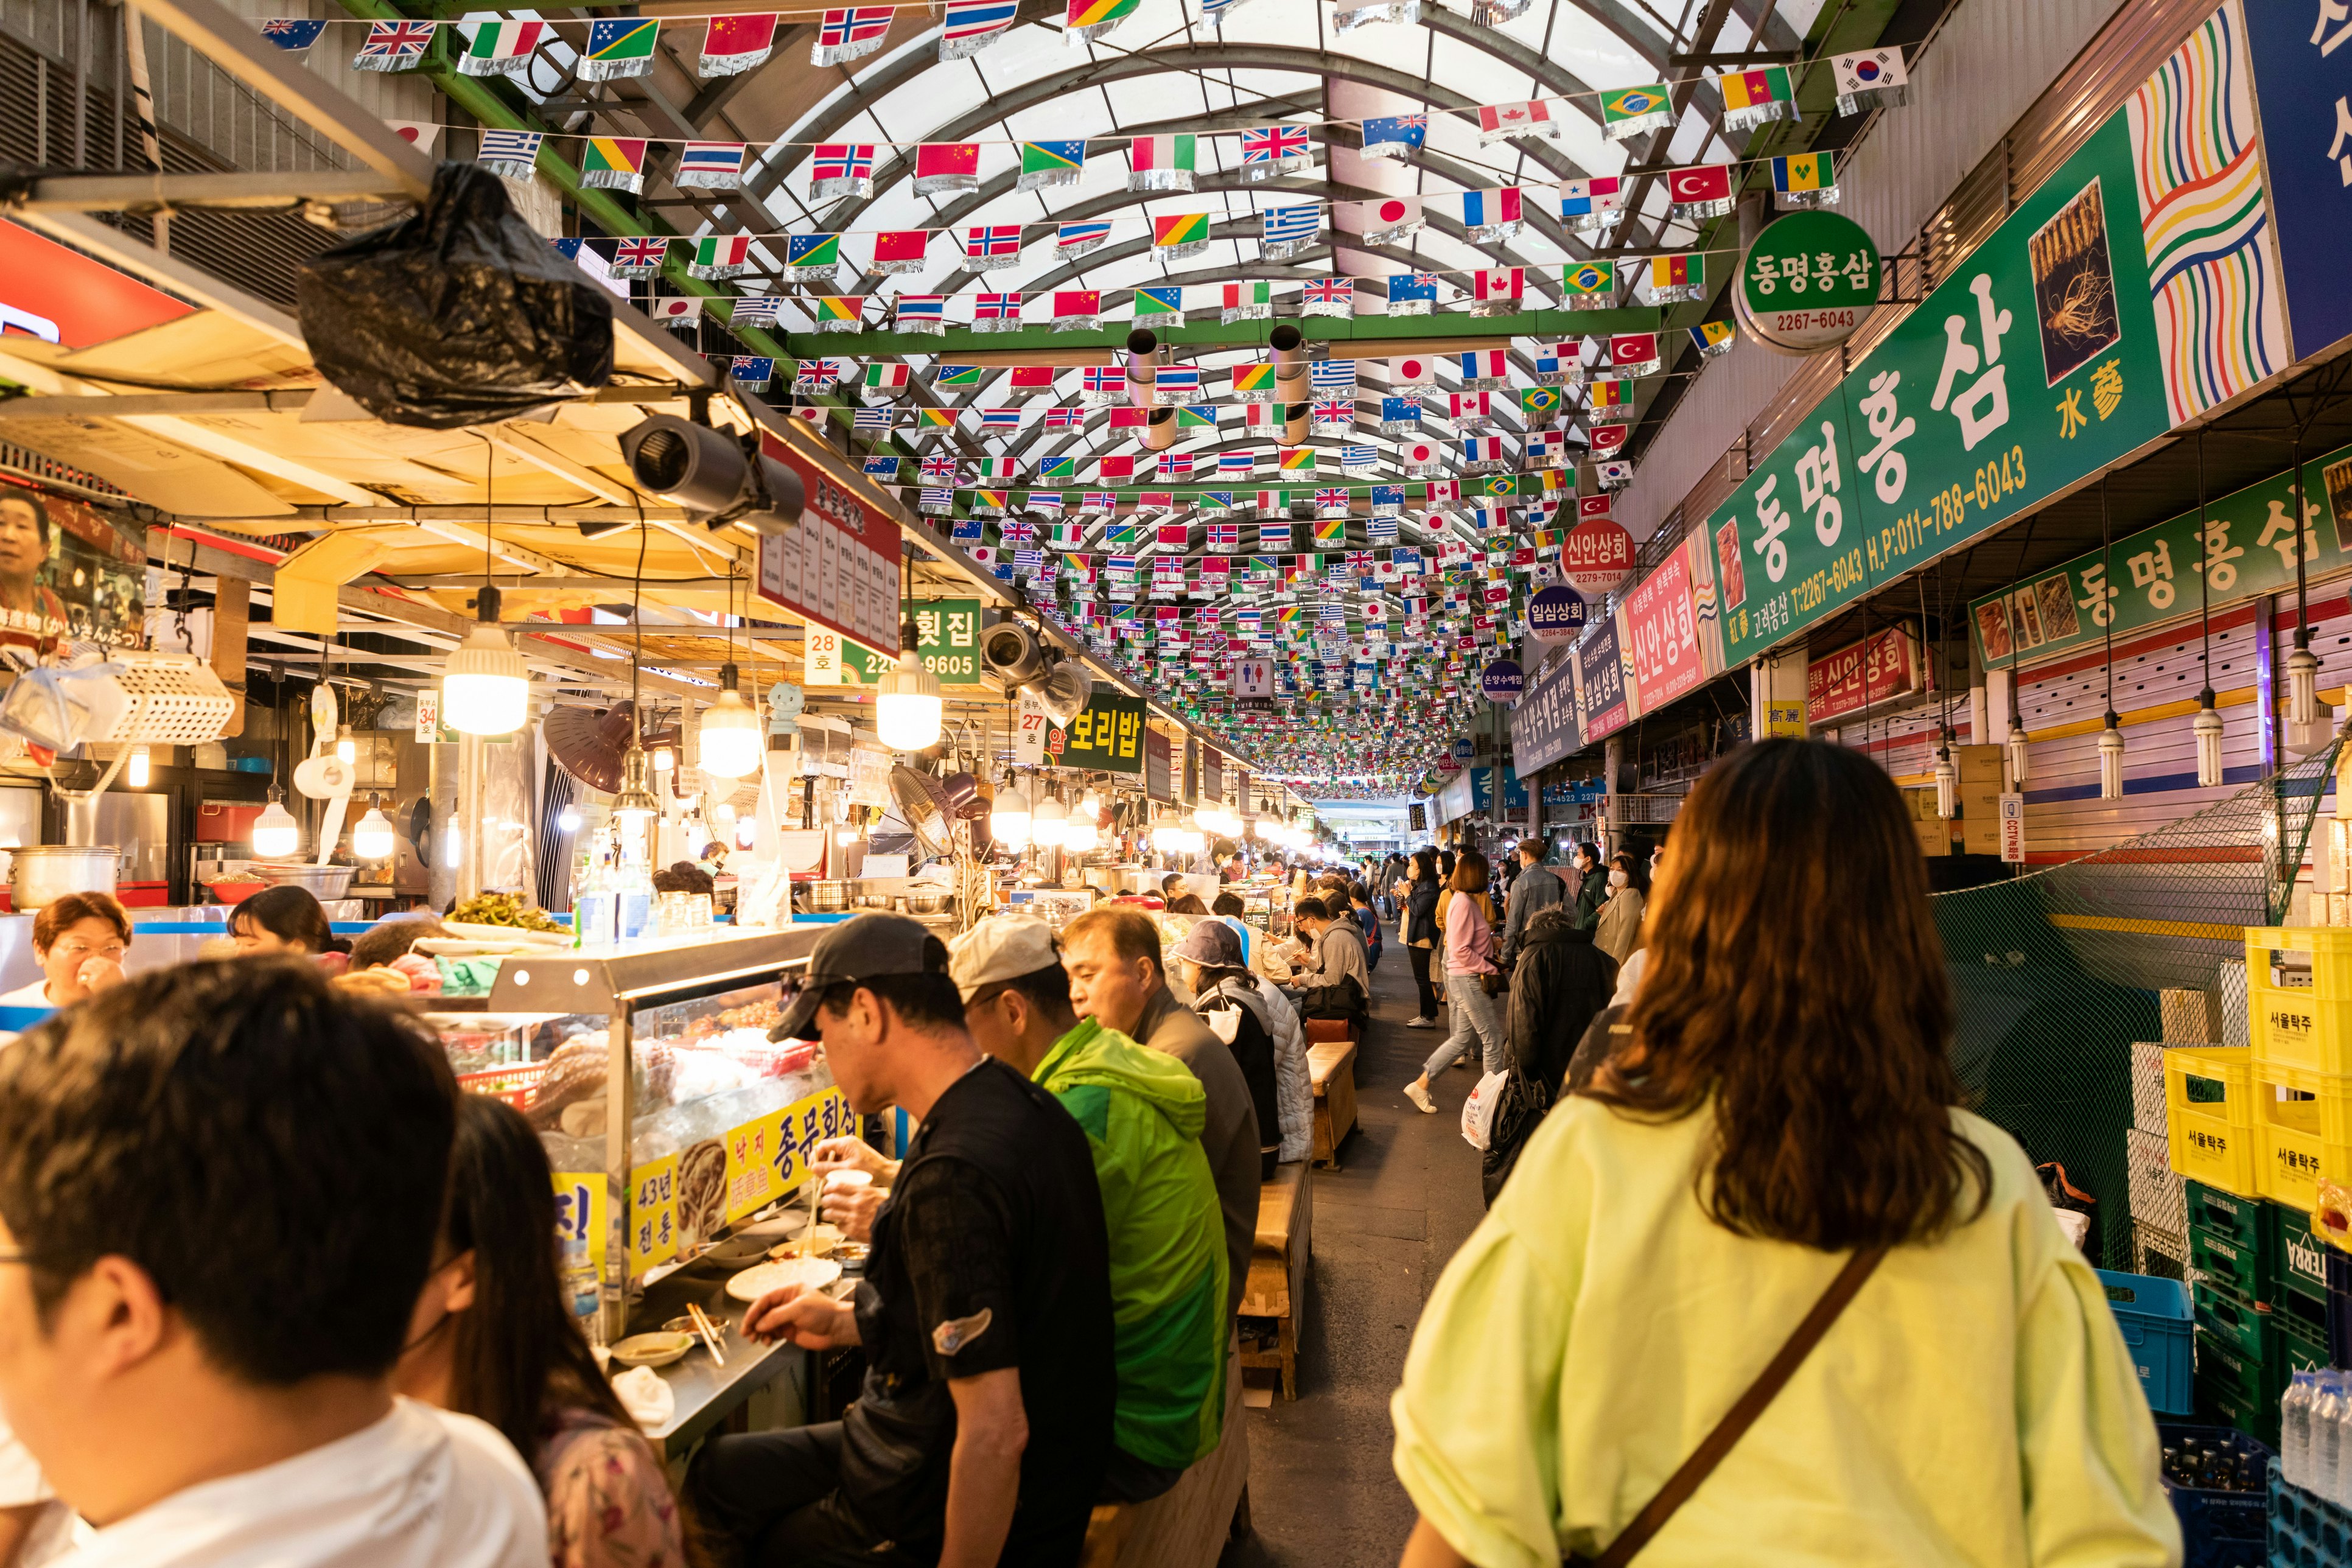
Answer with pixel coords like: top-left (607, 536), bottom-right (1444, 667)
top-left (2194, 432), bottom-right (2225, 789)
top-left (2005, 712), bottom-right (2030, 789)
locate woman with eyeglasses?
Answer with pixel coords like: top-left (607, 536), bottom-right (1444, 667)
top-left (0, 890), bottom-right (130, 1010)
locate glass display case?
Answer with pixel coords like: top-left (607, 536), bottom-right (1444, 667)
top-left (422, 927), bottom-right (847, 1338)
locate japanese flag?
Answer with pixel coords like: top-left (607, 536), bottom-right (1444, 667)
top-left (1389, 355), bottom-right (1435, 387)
top-left (1400, 439), bottom-right (1440, 466)
top-left (648, 297), bottom-right (704, 323)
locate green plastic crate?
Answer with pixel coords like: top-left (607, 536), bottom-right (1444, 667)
top-left (2194, 1374), bottom-right (2278, 1447)
top-left (2191, 1228), bottom-right (2269, 1307)
top-left (2189, 1180), bottom-right (2274, 1258)
top-left (2196, 1280), bottom-right (2275, 1360)
top-left (2277, 1203), bottom-right (2330, 1304)
top-left (2195, 1325), bottom-right (2325, 1423)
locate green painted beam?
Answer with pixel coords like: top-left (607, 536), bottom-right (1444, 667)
top-left (784, 307), bottom-right (1664, 361)
top-left (331, 0), bottom-right (798, 374)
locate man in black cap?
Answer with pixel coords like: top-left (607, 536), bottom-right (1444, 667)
top-left (686, 914), bottom-right (1115, 1567)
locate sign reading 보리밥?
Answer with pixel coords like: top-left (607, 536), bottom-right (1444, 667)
top-left (1703, 2), bottom-right (2292, 674)
top-left (1966, 439), bottom-right (2352, 668)
top-left (1046, 690), bottom-right (1147, 774)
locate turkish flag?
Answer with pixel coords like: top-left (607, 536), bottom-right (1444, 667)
top-left (1579, 494), bottom-right (1614, 521)
top-left (1589, 424), bottom-right (1628, 456)
top-left (1667, 164), bottom-right (1733, 205)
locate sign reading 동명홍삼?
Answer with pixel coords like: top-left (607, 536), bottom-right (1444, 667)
top-left (1735, 208), bottom-right (1881, 354)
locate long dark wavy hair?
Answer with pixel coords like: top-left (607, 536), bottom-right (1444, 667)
top-left (1581, 740), bottom-right (1990, 1251)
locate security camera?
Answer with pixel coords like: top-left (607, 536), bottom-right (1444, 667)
top-left (979, 621), bottom-right (1049, 687)
top-left (618, 414), bottom-right (806, 536)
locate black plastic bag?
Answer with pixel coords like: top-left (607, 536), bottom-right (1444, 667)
top-left (296, 162), bottom-right (613, 429)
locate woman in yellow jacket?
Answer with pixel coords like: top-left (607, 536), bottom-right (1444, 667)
top-left (1390, 740), bottom-right (2177, 1568)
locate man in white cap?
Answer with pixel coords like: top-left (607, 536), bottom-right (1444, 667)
top-left (947, 919), bottom-right (1228, 1504)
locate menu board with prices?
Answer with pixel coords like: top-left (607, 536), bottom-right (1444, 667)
top-left (756, 435), bottom-right (905, 657)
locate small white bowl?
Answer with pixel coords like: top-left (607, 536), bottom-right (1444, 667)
top-left (608, 1331), bottom-right (694, 1369)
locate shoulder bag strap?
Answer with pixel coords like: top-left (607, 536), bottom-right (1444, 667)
top-left (1569, 1244), bottom-right (1890, 1568)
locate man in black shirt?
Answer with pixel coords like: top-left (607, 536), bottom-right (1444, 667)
top-left (687, 914), bottom-right (1115, 1567)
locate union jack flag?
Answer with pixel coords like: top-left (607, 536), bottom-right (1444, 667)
top-left (355, 19), bottom-right (436, 66)
top-left (1315, 488), bottom-right (1350, 514)
top-left (608, 236), bottom-right (669, 276)
top-left (974, 292), bottom-right (1022, 321)
top-left (1239, 125), bottom-right (1312, 167)
top-left (1312, 394), bottom-right (1353, 425)
top-left (962, 224), bottom-right (1023, 259)
top-left (920, 455), bottom-right (959, 483)
top-left (810, 143), bottom-right (875, 185)
top-left (1302, 278), bottom-right (1354, 309)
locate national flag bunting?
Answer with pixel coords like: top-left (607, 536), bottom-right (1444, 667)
top-left (1690, 319), bottom-right (1736, 358)
top-left (609, 236), bottom-right (668, 277)
top-left (1222, 281), bottom-right (1272, 323)
top-left (1341, 195), bottom-right (1423, 245)
top-left (1469, 267), bottom-right (1523, 316)
top-left (1600, 83), bottom-right (1671, 140)
top-left (1460, 186), bottom-right (1525, 243)
top-left (1833, 47), bottom-right (1910, 116)
top-left (895, 295), bottom-right (947, 334)
top-left (814, 296), bottom-right (864, 333)
top-left (1362, 114), bottom-right (1428, 159)
top-left (702, 13), bottom-right (779, 74)
top-left (1152, 212), bottom-right (1212, 258)
top-left (813, 8), bottom-right (892, 65)
top-left (1558, 175), bottom-right (1625, 234)
top-left (1457, 348), bottom-right (1509, 389)
top-left (355, 19), bottom-right (438, 71)
top-left (1259, 204), bottom-right (1321, 259)
top-left (810, 143), bottom-right (877, 200)
top-left (1718, 65), bottom-right (1795, 131)
top-left (475, 130), bottom-right (544, 180)
top-left (1239, 125), bottom-right (1313, 176)
top-left (261, 18), bottom-right (326, 51)
top-left (941, 0), bottom-right (1018, 57)
top-left (1018, 139), bottom-right (1087, 191)
top-left (677, 141), bottom-right (748, 189)
top-left (581, 17), bottom-right (658, 77)
top-left (872, 229), bottom-right (929, 273)
top-left (961, 224), bottom-right (1024, 269)
top-left (1301, 278), bottom-right (1354, 317)
top-left (579, 137), bottom-right (648, 193)
top-left (1057, 221), bottom-right (1113, 256)
top-left (974, 293), bottom-right (1023, 332)
top-left (458, 19), bottom-right (545, 76)
top-left (1388, 271), bottom-right (1440, 315)
top-left (1476, 101), bottom-right (1557, 144)
top-left (914, 142), bottom-right (981, 195)
top-left (783, 233), bottom-right (841, 281)
top-left (1667, 163), bottom-right (1736, 220)
top-left (1054, 290), bottom-right (1103, 331)
top-left (1066, 0), bottom-right (1141, 44)
top-left (1129, 134), bottom-right (1198, 192)
top-left (1771, 152), bottom-right (1838, 209)
top-left (1135, 286), bottom-right (1183, 317)
top-left (1634, 251), bottom-right (1705, 304)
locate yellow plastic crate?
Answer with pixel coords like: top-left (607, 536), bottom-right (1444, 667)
top-left (2254, 1062), bottom-right (2352, 1210)
top-left (2247, 928), bottom-right (2352, 1075)
top-left (2164, 1045), bottom-right (2262, 1197)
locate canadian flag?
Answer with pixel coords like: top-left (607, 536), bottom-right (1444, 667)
top-left (1472, 267), bottom-right (1524, 301)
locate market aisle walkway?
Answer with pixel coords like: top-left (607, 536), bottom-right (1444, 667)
top-left (1233, 923), bottom-right (1490, 1567)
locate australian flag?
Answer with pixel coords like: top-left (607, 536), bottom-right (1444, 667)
top-left (260, 17), bottom-right (326, 50)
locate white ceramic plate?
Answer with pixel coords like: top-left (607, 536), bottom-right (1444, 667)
top-left (609, 1332), bottom-right (694, 1368)
top-left (726, 1257), bottom-right (843, 1302)
top-left (443, 921), bottom-right (572, 948)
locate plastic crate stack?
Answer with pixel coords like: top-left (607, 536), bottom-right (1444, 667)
top-left (2182, 1180), bottom-right (2331, 1443)
top-left (2156, 1423), bottom-right (2270, 1568)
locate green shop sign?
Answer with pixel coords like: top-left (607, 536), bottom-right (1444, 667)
top-left (1704, 4), bottom-right (2296, 673)
top-left (1967, 439), bottom-right (2352, 668)
top-left (1735, 209), bottom-right (1880, 354)
top-left (908, 597), bottom-right (983, 684)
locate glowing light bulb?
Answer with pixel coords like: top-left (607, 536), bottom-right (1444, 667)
top-left (699, 676), bottom-right (763, 780)
top-left (352, 805), bottom-right (396, 860)
top-left (127, 744), bottom-right (149, 789)
top-left (251, 799), bottom-right (299, 859)
top-left (441, 621), bottom-right (529, 737)
top-left (335, 726), bottom-right (356, 766)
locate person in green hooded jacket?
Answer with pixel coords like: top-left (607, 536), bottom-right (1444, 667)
top-left (948, 917), bottom-right (1228, 1505)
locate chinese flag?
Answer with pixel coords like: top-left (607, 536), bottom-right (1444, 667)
top-left (703, 13), bottom-right (778, 56)
top-left (872, 229), bottom-right (929, 265)
top-left (1010, 365), bottom-right (1055, 390)
top-left (914, 142), bottom-right (979, 181)
top-left (1108, 407), bottom-right (1149, 428)
top-left (1099, 455), bottom-right (1136, 481)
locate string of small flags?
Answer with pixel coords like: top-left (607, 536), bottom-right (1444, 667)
top-left (262, 15), bottom-right (1911, 121)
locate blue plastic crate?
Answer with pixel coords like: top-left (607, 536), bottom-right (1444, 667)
top-left (2158, 1424), bottom-right (2271, 1568)
top-left (2098, 1268), bottom-right (2196, 1415)
top-left (2271, 1457), bottom-right (2352, 1568)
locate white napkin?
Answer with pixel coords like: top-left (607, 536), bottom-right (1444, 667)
top-left (611, 1365), bottom-right (675, 1431)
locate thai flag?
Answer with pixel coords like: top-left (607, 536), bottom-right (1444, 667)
top-left (979, 408), bottom-right (1021, 431)
top-left (895, 295), bottom-right (946, 328)
top-left (1220, 452), bottom-right (1257, 476)
top-left (1057, 221), bottom-right (1113, 253)
top-left (810, 143), bottom-right (875, 185)
top-left (964, 225), bottom-right (1023, 259)
top-left (1155, 366), bottom-right (1203, 397)
top-left (678, 142), bottom-right (747, 183)
top-left (942, 0), bottom-right (1017, 45)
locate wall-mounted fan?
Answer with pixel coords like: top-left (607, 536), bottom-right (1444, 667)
top-left (545, 702), bottom-right (679, 794)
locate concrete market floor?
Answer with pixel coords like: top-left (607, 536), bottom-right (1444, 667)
top-left (1231, 922), bottom-right (1492, 1567)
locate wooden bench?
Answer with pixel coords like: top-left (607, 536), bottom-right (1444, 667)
top-left (1078, 1339), bottom-right (1252, 1568)
top-left (1237, 1158), bottom-right (1311, 1400)
top-left (1307, 1038), bottom-right (1357, 1168)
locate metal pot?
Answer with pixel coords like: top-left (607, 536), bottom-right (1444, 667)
top-left (804, 880), bottom-right (852, 912)
top-left (903, 887), bottom-right (953, 916)
top-left (10, 845), bottom-right (120, 909)
top-left (252, 863), bottom-right (357, 900)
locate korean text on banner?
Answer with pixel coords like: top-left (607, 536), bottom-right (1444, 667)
top-left (755, 436), bottom-right (904, 658)
top-left (1048, 691), bottom-right (1147, 774)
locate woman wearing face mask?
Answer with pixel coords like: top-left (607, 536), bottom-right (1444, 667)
top-left (398, 1095), bottom-right (686, 1568)
top-left (1591, 850), bottom-right (1649, 967)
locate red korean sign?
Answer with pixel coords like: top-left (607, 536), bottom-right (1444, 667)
top-left (1622, 545), bottom-right (1705, 712)
top-left (1561, 518), bottom-right (1634, 597)
top-left (755, 433), bottom-right (903, 657)
top-left (1807, 626), bottom-right (1921, 725)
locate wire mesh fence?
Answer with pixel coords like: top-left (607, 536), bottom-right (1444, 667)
top-left (1931, 740), bottom-right (2342, 1272)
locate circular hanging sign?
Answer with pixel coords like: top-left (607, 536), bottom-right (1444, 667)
top-left (1435, 754), bottom-right (1462, 775)
top-left (1481, 659), bottom-right (1525, 705)
top-left (1561, 518), bottom-right (1635, 598)
top-left (1526, 585), bottom-right (1589, 645)
top-left (1449, 737), bottom-right (1475, 764)
top-left (1734, 209), bottom-right (1881, 355)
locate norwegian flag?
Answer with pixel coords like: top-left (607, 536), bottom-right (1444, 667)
top-left (962, 224), bottom-right (1024, 264)
top-left (1239, 125), bottom-right (1312, 169)
top-left (810, 142), bottom-right (875, 188)
top-left (1159, 454), bottom-right (1196, 481)
top-left (609, 236), bottom-right (668, 276)
top-left (1080, 365), bottom-right (1123, 397)
top-left (1208, 522), bottom-right (1242, 551)
top-left (974, 292), bottom-right (1023, 323)
top-left (813, 7), bottom-right (893, 62)
top-left (1044, 408), bottom-right (1082, 429)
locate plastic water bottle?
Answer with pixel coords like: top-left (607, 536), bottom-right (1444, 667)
top-left (2314, 1373), bottom-right (2344, 1500)
top-left (2334, 1377), bottom-right (2352, 1507)
top-left (2285, 1370), bottom-right (2318, 1489)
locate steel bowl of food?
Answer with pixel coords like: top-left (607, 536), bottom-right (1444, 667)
top-left (252, 863), bottom-right (358, 900)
